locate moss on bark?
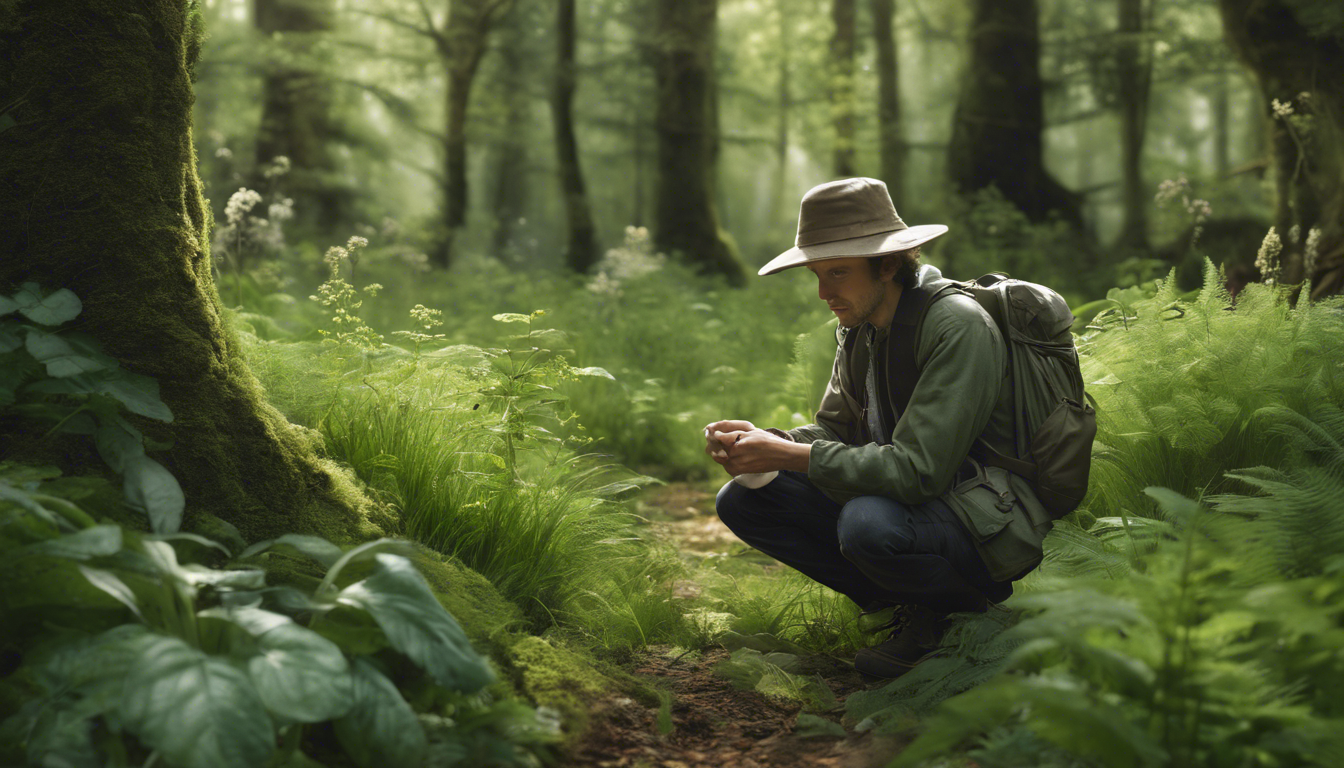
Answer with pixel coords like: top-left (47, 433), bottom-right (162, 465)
top-left (0, 0), bottom-right (390, 543)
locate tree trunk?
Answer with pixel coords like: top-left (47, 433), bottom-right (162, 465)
top-left (651, 0), bottom-right (745, 285)
top-left (830, 0), bottom-right (857, 177)
top-left (253, 0), bottom-right (347, 233)
top-left (0, 0), bottom-right (387, 544)
top-left (1218, 0), bottom-right (1343, 294)
top-left (491, 17), bottom-right (529, 262)
top-left (554, 0), bottom-right (599, 272)
top-left (948, 0), bottom-right (1082, 226)
top-left (1212, 69), bottom-right (1230, 176)
top-left (431, 0), bottom-right (501, 269)
top-left (1115, 0), bottom-right (1151, 250)
top-left (770, 0), bottom-right (793, 228)
top-left (871, 0), bottom-right (904, 210)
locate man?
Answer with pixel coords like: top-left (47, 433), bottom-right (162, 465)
top-left (706, 177), bottom-right (1044, 679)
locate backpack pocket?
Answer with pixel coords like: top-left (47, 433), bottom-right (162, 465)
top-left (947, 459), bottom-right (1018, 541)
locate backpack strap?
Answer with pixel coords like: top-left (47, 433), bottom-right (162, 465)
top-left (884, 281), bottom-right (970, 417)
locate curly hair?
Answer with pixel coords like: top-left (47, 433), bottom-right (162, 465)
top-left (867, 246), bottom-right (922, 288)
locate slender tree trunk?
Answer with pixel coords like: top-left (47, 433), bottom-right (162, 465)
top-left (650, 0), bottom-right (745, 285)
top-left (491, 21), bottom-right (529, 262)
top-left (0, 0), bottom-right (387, 543)
top-left (871, 0), bottom-right (904, 210)
top-left (431, 0), bottom-right (503, 269)
top-left (553, 0), bottom-right (599, 272)
top-left (770, 0), bottom-right (793, 228)
top-left (253, 0), bottom-right (346, 232)
top-left (1212, 69), bottom-right (1230, 176)
top-left (1115, 0), bottom-right (1151, 250)
top-left (830, 0), bottom-right (857, 177)
top-left (1218, 0), bottom-right (1344, 294)
top-left (948, 0), bottom-right (1082, 226)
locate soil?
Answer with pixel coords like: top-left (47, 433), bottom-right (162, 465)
top-left (562, 483), bottom-right (906, 768)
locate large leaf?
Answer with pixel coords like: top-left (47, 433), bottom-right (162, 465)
top-left (0, 294), bottom-right (19, 318)
top-left (241, 533), bottom-right (344, 568)
top-left (22, 525), bottom-right (122, 560)
top-left (13, 283), bottom-right (82, 325)
top-left (24, 329), bottom-right (118, 378)
top-left (78, 566), bottom-right (145, 622)
top-left (333, 658), bottom-right (427, 768)
top-left (121, 634), bottom-right (275, 768)
top-left (336, 554), bottom-right (493, 693)
top-left (99, 370), bottom-right (173, 422)
top-left (95, 417), bottom-right (145, 474)
top-left (122, 455), bottom-right (184, 534)
top-left (0, 322), bottom-right (22, 353)
top-left (221, 607), bottom-right (356, 723)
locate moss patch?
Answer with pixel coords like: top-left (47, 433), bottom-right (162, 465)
top-left (504, 635), bottom-right (612, 745)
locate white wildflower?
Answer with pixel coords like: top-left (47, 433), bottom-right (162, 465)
top-left (1255, 227), bottom-right (1283, 286)
top-left (1271, 99), bottom-right (1294, 118)
top-left (224, 188), bottom-right (263, 225)
top-left (1303, 227), bottom-right (1322, 283)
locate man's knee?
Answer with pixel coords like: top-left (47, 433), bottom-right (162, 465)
top-left (715, 480), bottom-right (749, 528)
top-left (836, 496), bottom-right (916, 565)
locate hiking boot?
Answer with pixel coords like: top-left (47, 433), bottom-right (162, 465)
top-left (853, 605), bottom-right (948, 679)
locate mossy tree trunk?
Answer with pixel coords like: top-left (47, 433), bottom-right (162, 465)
top-left (0, 0), bottom-right (386, 543)
top-left (554, 0), bottom-right (600, 273)
top-left (871, 0), bottom-right (904, 210)
top-left (1217, 0), bottom-right (1344, 295)
top-left (947, 0), bottom-right (1082, 227)
top-left (650, 0), bottom-right (746, 286)
top-left (254, 0), bottom-right (349, 233)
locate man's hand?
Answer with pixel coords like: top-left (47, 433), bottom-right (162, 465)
top-left (707, 428), bottom-right (810, 475)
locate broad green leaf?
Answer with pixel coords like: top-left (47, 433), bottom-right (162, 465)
top-left (14, 283), bottom-right (82, 325)
top-left (491, 312), bottom-right (531, 323)
top-left (0, 322), bottom-right (22, 352)
top-left (24, 329), bottom-right (118, 378)
top-left (0, 294), bottom-right (18, 317)
top-left (573, 366), bottom-right (616, 380)
top-left (181, 565), bottom-right (266, 590)
top-left (229, 607), bottom-right (355, 723)
top-left (99, 371), bottom-right (173, 422)
top-left (336, 553), bottom-right (493, 693)
top-left (44, 625), bottom-right (158, 713)
top-left (147, 531), bottom-right (233, 558)
top-left (95, 417), bottom-right (145, 474)
top-left (242, 533), bottom-right (343, 568)
top-left (121, 634), bottom-right (275, 768)
top-left (22, 525), bottom-right (122, 560)
top-left (122, 455), bottom-right (184, 534)
top-left (78, 566), bottom-right (144, 622)
top-left (0, 482), bottom-right (61, 525)
top-left (333, 658), bottom-right (427, 768)
top-left (1, 696), bottom-right (101, 768)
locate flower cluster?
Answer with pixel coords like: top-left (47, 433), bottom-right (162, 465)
top-left (393, 304), bottom-right (447, 358)
top-left (1302, 227), bottom-right (1323, 283)
top-left (225, 188), bottom-right (263, 226)
top-left (1155, 176), bottom-right (1213, 247)
top-left (262, 155), bottom-right (292, 180)
top-left (310, 237), bottom-right (383, 353)
top-left (1255, 227), bottom-right (1283, 286)
top-left (586, 226), bottom-right (666, 296)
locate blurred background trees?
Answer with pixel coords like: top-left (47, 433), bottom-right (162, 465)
top-left (188, 0), bottom-right (1338, 298)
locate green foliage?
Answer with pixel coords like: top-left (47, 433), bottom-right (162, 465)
top-left (0, 464), bottom-right (551, 768)
top-left (1, 284), bottom-right (184, 533)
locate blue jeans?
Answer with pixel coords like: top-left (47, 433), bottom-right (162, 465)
top-left (716, 470), bottom-right (1011, 612)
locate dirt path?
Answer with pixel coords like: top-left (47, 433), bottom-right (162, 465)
top-left (562, 483), bottom-right (903, 768)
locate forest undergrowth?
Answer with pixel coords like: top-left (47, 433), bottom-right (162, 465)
top-left (4, 222), bottom-right (1344, 767)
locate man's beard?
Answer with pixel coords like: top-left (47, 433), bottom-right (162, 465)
top-left (840, 282), bottom-right (886, 328)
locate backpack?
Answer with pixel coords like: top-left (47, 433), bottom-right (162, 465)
top-left (887, 273), bottom-right (1097, 519)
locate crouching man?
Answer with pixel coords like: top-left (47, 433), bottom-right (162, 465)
top-left (707, 177), bottom-right (1049, 679)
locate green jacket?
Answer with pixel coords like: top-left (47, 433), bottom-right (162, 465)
top-left (782, 264), bottom-right (1052, 582)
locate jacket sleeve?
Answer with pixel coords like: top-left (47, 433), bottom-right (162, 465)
top-left (805, 296), bottom-right (1006, 503)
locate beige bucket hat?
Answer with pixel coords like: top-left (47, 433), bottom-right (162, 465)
top-left (758, 177), bottom-right (948, 276)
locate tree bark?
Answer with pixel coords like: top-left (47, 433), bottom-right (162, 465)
top-left (0, 0), bottom-right (387, 543)
top-left (490, 16), bottom-right (529, 261)
top-left (554, 0), bottom-right (600, 273)
top-left (947, 0), bottom-right (1082, 226)
top-left (253, 0), bottom-right (347, 232)
top-left (830, 0), bottom-right (857, 177)
top-left (871, 0), bottom-right (904, 210)
top-left (650, 0), bottom-right (745, 285)
top-left (1218, 0), bottom-right (1343, 294)
top-left (1115, 0), bottom-right (1151, 250)
top-left (431, 0), bottom-right (506, 269)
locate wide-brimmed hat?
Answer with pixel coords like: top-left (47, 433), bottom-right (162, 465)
top-left (758, 177), bottom-right (948, 276)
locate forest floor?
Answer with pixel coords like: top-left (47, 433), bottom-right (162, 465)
top-left (563, 483), bottom-right (904, 768)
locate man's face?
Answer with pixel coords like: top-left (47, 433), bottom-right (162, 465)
top-left (807, 257), bottom-right (887, 328)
